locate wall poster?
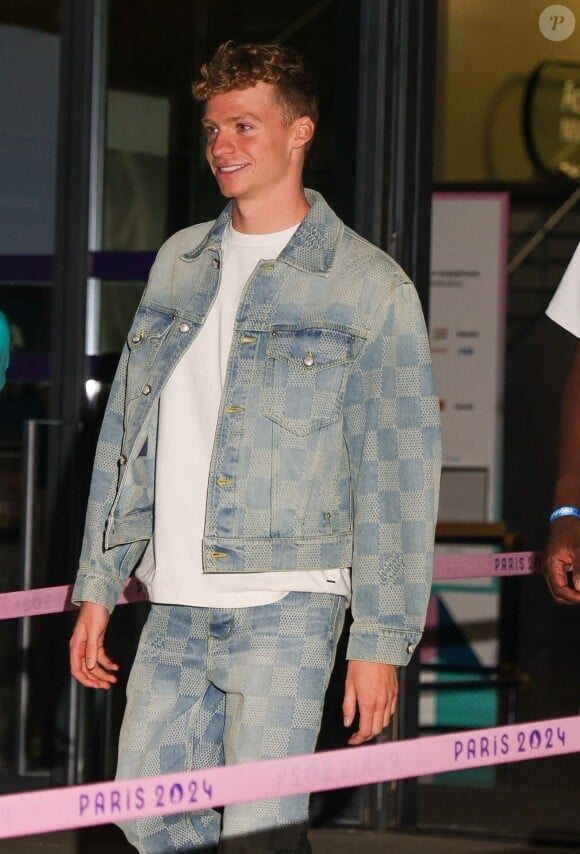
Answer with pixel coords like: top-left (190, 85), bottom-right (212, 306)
top-left (430, 192), bottom-right (509, 523)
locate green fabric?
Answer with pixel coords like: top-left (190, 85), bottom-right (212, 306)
top-left (0, 311), bottom-right (10, 390)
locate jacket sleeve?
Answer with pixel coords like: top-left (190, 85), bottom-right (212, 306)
top-left (71, 343), bottom-right (147, 612)
top-left (344, 278), bottom-right (441, 665)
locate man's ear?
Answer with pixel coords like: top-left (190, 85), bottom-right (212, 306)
top-left (293, 116), bottom-right (315, 149)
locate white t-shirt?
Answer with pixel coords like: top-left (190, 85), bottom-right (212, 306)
top-left (546, 242), bottom-right (580, 337)
top-left (136, 222), bottom-right (351, 607)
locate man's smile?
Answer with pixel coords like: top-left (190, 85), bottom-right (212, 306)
top-left (216, 164), bottom-right (248, 173)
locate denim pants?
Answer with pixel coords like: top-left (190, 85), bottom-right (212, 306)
top-left (116, 591), bottom-right (346, 853)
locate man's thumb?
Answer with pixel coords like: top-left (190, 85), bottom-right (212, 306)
top-left (85, 643), bottom-right (98, 670)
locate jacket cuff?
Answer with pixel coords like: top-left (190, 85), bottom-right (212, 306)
top-left (346, 626), bottom-right (422, 666)
top-left (72, 569), bottom-right (124, 614)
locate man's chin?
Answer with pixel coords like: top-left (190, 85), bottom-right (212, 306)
top-left (215, 180), bottom-right (240, 199)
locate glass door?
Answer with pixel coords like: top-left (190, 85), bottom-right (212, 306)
top-left (0, 1), bottom-right (62, 793)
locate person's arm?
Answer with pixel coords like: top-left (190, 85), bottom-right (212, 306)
top-left (544, 339), bottom-right (580, 604)
top-left (342, 272), bottom-right (440, 742)
top-left (70, 601), bottom-right (119, 689)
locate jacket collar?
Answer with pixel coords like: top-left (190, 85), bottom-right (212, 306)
top-left (179, 189), bottom-right (343, 276)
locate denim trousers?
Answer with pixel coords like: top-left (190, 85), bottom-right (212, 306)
top-left (116, 591), bottom-right (346, 853)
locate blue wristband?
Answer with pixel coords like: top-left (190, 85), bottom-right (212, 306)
top-left (549, 506), bottom-right (580, 524)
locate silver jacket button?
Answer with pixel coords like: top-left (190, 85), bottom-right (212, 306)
top-left (212, 257), bottom-right (220, 269)
top-left (118, 454), bottom-right (127, 465)
top-left (178, 321), bottom-right (191, 334)
top-left (303, 350), bottom-right (315, 367)
top-left (131, 332), bottom-right (143, 344)
top-left (406, 642), bottom-right (415, 655)
top-left (142, 384), bottom-right (152, 395)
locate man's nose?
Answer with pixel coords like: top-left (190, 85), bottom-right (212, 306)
top-left (210, 130), bottom-right (234, 156)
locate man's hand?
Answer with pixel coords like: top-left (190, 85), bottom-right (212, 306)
top-left (343, 660), bottom-right (398, 746)
top-left (544, 517), bottom-right (580, 605)
top-left (70, 601), bottom-right (119, 689)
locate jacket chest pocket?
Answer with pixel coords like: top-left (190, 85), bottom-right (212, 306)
top-left (126, 310), bottom-right (173, 401)
top-left (261, 327), bottom-right (364, 436)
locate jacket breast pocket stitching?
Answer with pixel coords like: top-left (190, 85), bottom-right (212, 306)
top-left (265, 327), bottom-right (359, 369)
top-left (261, 328), bottom-right (362, 437)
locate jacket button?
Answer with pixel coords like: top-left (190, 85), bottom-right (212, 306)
top-left (303, 351), bottom-right (315, 367)
top-left (217, 477), bottom-right (234, 487)
top-left (406, 642), bottom-right (415, 655)
top-left (131, 332), bottom-right (143, 344)
top-left (178, 321), bottom-right (191, 334)
top-left (118, 454), bottom-right (127, 465)
top-left (212, 257), bottom-right (220, 269)
top-left (142, 384), bottom-right (151, 395)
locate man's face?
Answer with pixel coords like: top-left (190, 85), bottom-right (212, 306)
top-left (202, 81), bottom-right (305, 205)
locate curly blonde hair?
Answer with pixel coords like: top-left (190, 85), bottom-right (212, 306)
top-left (193, 41), bottom-right (318, 127)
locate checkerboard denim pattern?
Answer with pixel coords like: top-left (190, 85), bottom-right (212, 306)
top-left (116, 592), bottom-right (345, 852)
top-left (73, 190), bottom-right (440, 667)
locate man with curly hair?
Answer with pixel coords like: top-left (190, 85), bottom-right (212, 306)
top-left (70, 41), bottom-right (440, 853)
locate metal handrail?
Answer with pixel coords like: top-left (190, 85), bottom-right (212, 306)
top-left (507, 184), bottom-right (580, 276)
top-left (16, 418), bottom-right (60, 777)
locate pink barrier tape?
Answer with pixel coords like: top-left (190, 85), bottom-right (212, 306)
top-left (0, 715), bottom-right (577, 839)
top-left (0, 577), bottom-right (147, 622)
top-left (433, 550), bottom-right (542, 580)
top-left (0, 552), bottom-right (543, 622)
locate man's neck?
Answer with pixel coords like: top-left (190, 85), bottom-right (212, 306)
top-left (231, 187), bottom-right (310, 234)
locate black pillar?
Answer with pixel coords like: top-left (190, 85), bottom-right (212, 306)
top-left (48, 0), bottom-right (100, 784)
top-left (355, 0), bottom-right (437, 313)
top-left (50, 0), bottom-right (98, 579)
top-left (355, 0), bottom-right (438, 828)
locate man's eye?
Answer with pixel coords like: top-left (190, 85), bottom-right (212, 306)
top-left (204, 126), bottom-right (218, 137)
top-left (237, 124), bottom-right (252, 132)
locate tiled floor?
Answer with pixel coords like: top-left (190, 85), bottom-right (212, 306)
top-left (2, 825), bottom-right (580, 853)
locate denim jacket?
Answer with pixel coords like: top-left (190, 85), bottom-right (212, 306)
top-left (72, 191), bottom-right (441, 666)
